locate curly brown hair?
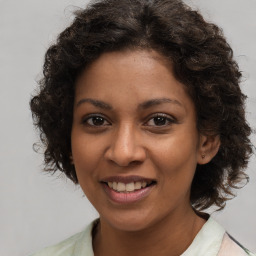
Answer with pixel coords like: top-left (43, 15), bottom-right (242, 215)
top-left (30, 0), bottom-right (253, 210)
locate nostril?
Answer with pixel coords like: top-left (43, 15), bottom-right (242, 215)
top-left (107, 159), bottom-right (144, 168)
top-left (130, 160), bottom-right (143, 166)
top-left (104, 141), bottom-right (147, 167)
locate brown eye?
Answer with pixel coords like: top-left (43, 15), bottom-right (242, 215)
top-left (83, 115), bottom-right (110, 126)
top-left (153, 116), bottom-right (168, 126)
top-left (145, 114), bottom-right (175, 127)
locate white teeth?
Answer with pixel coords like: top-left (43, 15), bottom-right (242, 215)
top-left (107, 181), bottom-right (152, 192)
top-left (135, 181), bottom-right (142, 190)
top-left (126, 182), bottom-right (135, 192)
top-left (116, 182), bottom-right (126, 192)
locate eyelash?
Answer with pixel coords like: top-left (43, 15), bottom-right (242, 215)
top-left (82, 114), bottom-right (111, 127)
top-left (81, 113), bottom-right (176, 128)
top-left (144, 113), bottom-right (176, 127)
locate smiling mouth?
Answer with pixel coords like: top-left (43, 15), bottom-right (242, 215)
top-left (101, 176), bottom-right (157, 203)
top-left (105, 180), bottom-right (156, 193)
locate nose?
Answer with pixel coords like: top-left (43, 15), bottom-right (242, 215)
top-left (104, 123), bottom-right (147, 167)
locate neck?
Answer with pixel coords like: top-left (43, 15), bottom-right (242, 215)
top-left (93, 207), bottom-right (206, 256)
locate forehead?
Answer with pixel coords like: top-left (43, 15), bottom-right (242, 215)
top-left (74, 49), bottom-right (194, 113)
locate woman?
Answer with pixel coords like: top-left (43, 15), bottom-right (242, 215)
top-left (30, 0), bottom-right (255, 255)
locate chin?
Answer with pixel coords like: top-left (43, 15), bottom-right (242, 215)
top-left (109, 219), bottom-right (151, 232)
top-left (100, 210), bottom-right (158, 232)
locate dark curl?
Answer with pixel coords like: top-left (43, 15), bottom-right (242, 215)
top-left (30, 0), bottom-right (253, 210)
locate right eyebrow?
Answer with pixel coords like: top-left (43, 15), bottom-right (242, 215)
top-left (75, 98), bottom-right (113, 110)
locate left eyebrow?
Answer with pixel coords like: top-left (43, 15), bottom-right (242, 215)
top-left (138, 98), bottom-right (184, 109)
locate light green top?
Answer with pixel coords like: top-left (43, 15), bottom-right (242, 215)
top-left (30, 217), bottom-right (255, 256)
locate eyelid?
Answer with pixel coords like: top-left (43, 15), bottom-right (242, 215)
top-left (81, 113), bottom-right (111, 126)
top-left (143, 113), bottom-right (177, 126)
top-left (80, 112), bottom-right (177, 127)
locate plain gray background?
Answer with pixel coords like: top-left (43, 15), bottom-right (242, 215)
top-left (0, 0), bottom-right (255, 255)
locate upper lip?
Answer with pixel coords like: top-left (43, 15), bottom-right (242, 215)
top-left (100, 175), bottom-right (156, 184)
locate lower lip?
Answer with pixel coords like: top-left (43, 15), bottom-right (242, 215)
top-left (102, 183), bottom-right (155, 204)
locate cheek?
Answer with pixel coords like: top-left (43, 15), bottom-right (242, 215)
top-left (149, 132), bottom-right (199, 178)
top-left (71, 133), bottom-right (101, 181)
top-left (150, 137), bottom-right (198, 204)
top-left (71, 137), bottom-right (103, 204)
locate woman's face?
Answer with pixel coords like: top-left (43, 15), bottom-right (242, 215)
top-left (71, 50), bottom-right (203, 231)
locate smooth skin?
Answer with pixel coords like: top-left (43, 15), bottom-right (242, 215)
top-left (71, 50), bottom-right (220, 256)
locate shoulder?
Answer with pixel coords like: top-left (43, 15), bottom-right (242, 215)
top-left (29, 220), bottom-right (96, 256)
top-left (218, 233), bottom-right (256, 256)
top-left (182, 216), bottom-right (255, 256)
top-left (29, 231), bottom-right (83, 256)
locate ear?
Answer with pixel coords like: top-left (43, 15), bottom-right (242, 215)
top-left (197, 134), bottom-right (220, 165)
